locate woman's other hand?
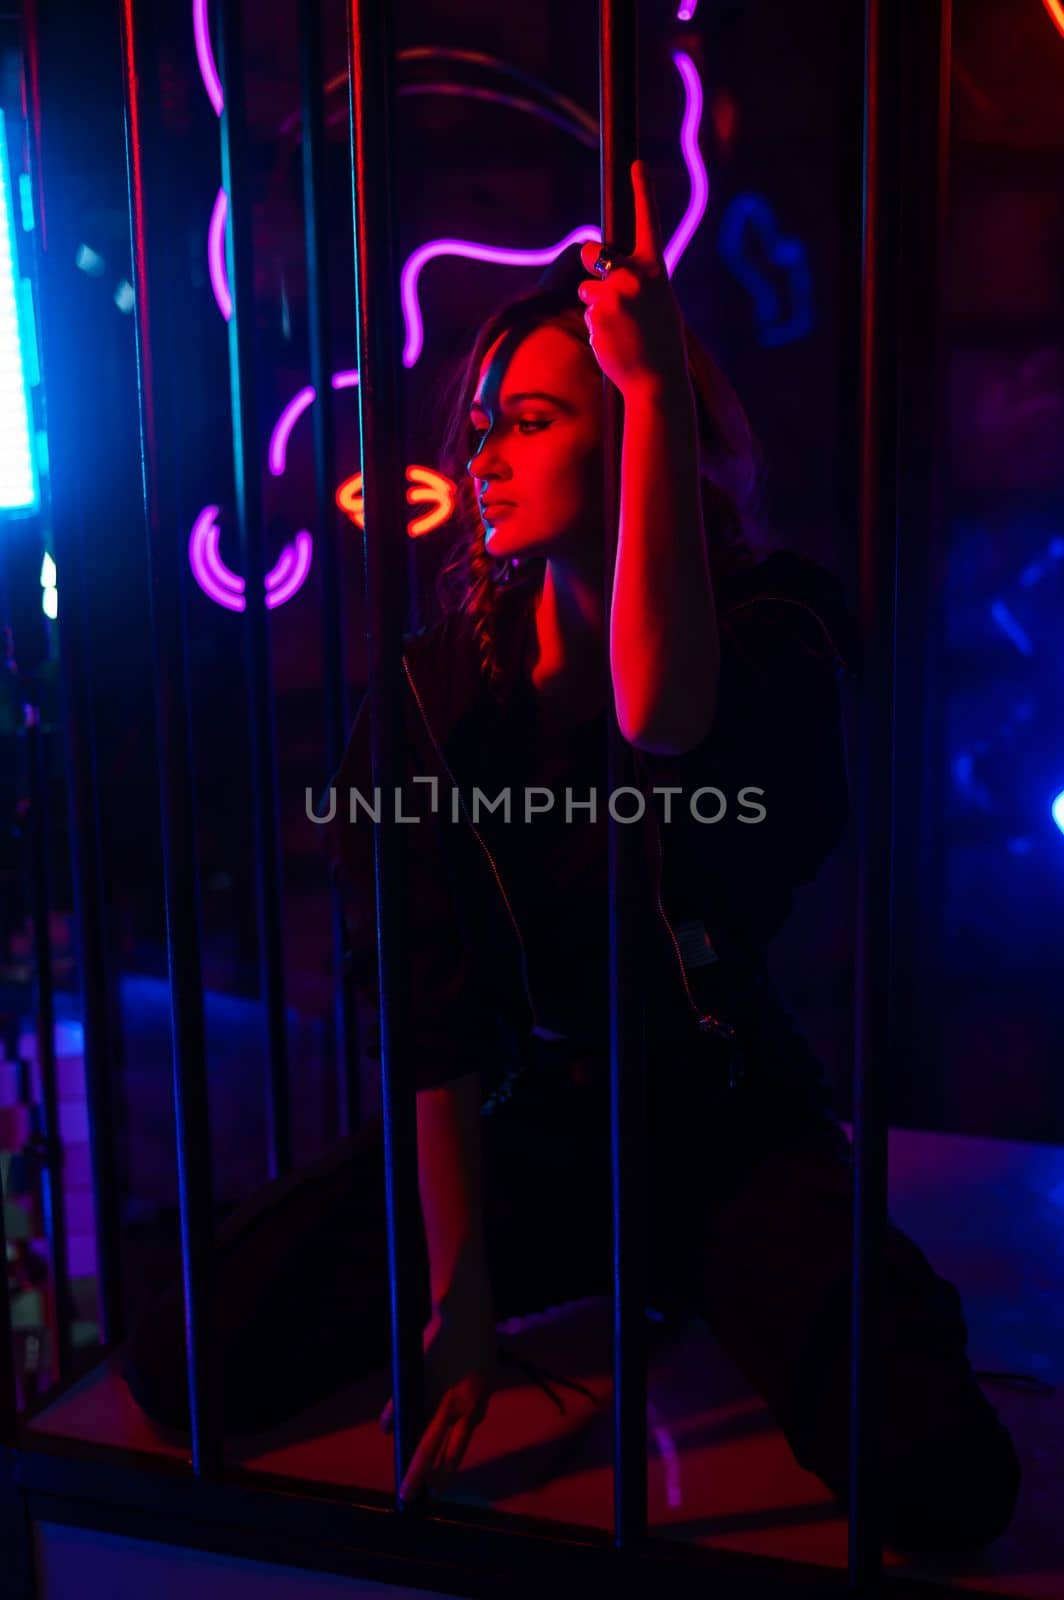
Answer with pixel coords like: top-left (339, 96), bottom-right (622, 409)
top-left (378, 1270), bottom-right (499, 1501)
top-left (577, 161), bottom-right (688, 398)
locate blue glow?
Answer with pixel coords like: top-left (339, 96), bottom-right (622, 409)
top-left (1053, 789), bottom-right (1064, 836)
top-left (989, 600), bottom-right (1035, 657)
top-left (18, 173), bottom-right (34, 233)
top-left (718, 194), bottom-right (813, 348)
top-left (0, 110), bottom-right (38, 512)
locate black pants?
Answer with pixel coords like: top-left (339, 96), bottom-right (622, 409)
top-left (123, 1024), bottom-right (1021, 1557)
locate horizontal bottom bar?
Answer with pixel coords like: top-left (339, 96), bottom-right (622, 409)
top-left (10, 1442), bottom-right (994, 1600)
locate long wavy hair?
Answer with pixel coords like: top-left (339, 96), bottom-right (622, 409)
top-left (434, 248), bottom-right (763, 701)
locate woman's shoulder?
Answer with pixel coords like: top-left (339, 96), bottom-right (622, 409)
top-left (717, 548), bottom-right (862, 681)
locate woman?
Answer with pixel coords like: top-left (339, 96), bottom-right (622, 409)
top-left (124, 165), bottom-right (1019, 1555)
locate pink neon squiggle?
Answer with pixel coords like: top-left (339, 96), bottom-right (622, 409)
top-left (189, 506), bottom-right (245, 611)
top-left (266, 530), bottom-right (313, 608)
top-left (193, 0), bottom-right (224, 117)
top-left (399, 52), bottom-right (708, 365)
top-left (676, 0), bottom-right (699, 20)
top-left (400, 226), bottom-right (601, 368)
top-left (208, 186), bottom-right (231, 320)
top-left (268, 385), bottom-right (315, 476)
top-left (330, 370), bottom-right (360, 391)
top-left (663, 52), bottom-right (708, 279)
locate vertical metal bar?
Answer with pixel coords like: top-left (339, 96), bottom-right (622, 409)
top-left (22, 0), bottom-right (126, 1352)
top-left (298, 0), bottom-right (361, 1134)
top-left (216, 0), bottom-right (292, 1180)
top-left (0, 1143), bottom-right (16, 1436)
top-left (850, 0), bottom-right (902, 1582)
top-left (25, 704), bottom-right (74, 1380)
top-left (118, 0), bottom-right (220, 1475)
top-left (346, 0), bottom-right (424, 1504)
top-left (598, 0), bottom-right (648, 1549)
top-left (891, 0), bottom-right (952, 1131)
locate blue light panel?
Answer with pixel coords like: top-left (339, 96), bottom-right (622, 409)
top-left (0, 109), bottom-right (38, 513)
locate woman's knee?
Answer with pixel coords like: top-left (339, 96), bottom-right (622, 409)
top-left (790, 1271), bottom-right (1022, 1552)
top-left (883, 1388), bottom-right (1021, 1554)
top-left (797, 1358), bottom-right (1021, 1554)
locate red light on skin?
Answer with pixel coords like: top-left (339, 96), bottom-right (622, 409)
top-left (336, 465), bottom-right (456, 539)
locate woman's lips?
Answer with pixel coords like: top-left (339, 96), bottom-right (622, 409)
top-left (480, 502), bottom-right (516, 521)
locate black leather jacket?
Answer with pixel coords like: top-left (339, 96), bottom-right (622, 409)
top-left (318, 549), bottom-right (861, 1095)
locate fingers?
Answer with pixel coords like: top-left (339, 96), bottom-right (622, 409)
top-left (579, 239), bottom-right (604, 276)
top-left (398, 1399), bottom-right (454, 1501)
top-left (433, 1411), bottom-right (479, 1489)
top-left (631, 159), bottom-right (664, 265)
top-left (576, 278), bottom-right (603, 346)
top-left (392, 1385), bottom-right (490, 1501)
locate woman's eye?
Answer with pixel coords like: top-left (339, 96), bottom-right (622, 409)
top-left (469, 418), bottom-right (550, 445)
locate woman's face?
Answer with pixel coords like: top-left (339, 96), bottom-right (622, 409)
top-left (467, 320), bottom-right (604, 564)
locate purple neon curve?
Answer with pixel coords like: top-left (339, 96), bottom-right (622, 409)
top-left (203, 518), bottom-right (243, 596)
top-left (662, 52), bottom-right (708, 279)
top-left (399, 49), bottom-right (708, 368)
top-left (267, 370), bottom-right (360, 478)
top-left (188, 506), bottom-right (313, 612)
top-left (268, 385), bottom-right (314, 475)
top-left (676, 0), bottom-right (699, 20)
top-left (193, 0), bottom-right (224, 117)
top-left (189, 506), bottom-right (244, 610)
top-left (265, 531), bottom-right (313, 608)
top-left (208, 186), bottom-right (231, 320)
top-left (399, 226), bottom-right (600, 369)
top-left (264, 545), bottom-right (296, 591)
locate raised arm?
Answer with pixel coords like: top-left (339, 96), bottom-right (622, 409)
top-left (579, 160), bottom-right (720, 756)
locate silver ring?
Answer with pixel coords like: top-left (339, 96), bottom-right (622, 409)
top-left (592, 245), bottom-right (618, 279)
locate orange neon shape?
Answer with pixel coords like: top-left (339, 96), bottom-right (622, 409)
top-left (1043, 0), bottom-right (1064, 37)
top-left (336, 465), bottom-right (457, 538)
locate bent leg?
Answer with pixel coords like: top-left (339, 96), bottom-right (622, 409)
top-left (675, 1130), bottom-right (1021, 1555)
top-left (122, 1120), bottom-right (423, 1434)
top-left (122, 1082), bottom-right (612, 1436)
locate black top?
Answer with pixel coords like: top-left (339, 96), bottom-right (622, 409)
top-left (321, 550), bottom-right (861, 1093)
top-left (469, 578), bottom-right (698, 1050)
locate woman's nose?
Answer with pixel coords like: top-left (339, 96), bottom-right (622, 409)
top-left (467, 436), bottom-right (510, 482)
